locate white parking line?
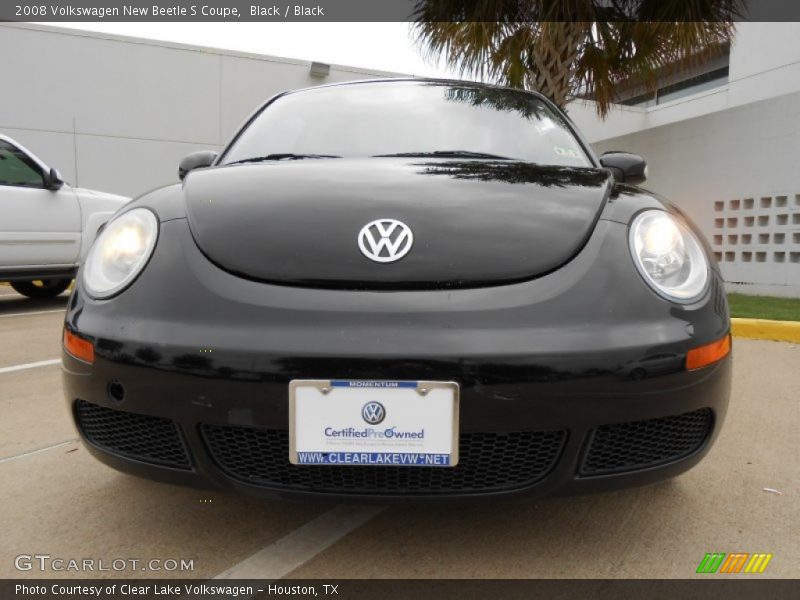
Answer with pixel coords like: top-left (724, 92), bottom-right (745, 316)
top-left (215, 505), bottom-right (385, 580)
top-left (0, 440), bottom-right (77, 464)
top-left (0, 309), bottom-right (65, 318)
top-left (0, 359), bottom-right (61, 374)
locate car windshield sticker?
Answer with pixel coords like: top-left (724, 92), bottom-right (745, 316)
top-left (536, 117), bottom-right (556, 135)
top-left (554, 146), bottom-right (582, 159)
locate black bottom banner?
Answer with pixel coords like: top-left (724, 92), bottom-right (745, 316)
top-left (3, 579), bottom-right (798, 600)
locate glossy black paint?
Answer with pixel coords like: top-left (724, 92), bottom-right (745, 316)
top-left (185, 159), bottom-right (612, 289)
top-left (63, 197), bottom-right (731, 500)
top-left (599, 151), bottom-right (648, 185)
top-left (62, 79), bottom-right (731, 501)
top-left (179, 150), bottom-right (218, 181)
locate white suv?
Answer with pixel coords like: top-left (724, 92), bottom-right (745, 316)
top-left (0, 135), bottom-right (128, 298)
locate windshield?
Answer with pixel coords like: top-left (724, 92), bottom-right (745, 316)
top-left (221, 81), bottom-right (592, 167)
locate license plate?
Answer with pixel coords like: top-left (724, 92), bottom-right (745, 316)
top-left (289, 380), bottom-right (459, 467)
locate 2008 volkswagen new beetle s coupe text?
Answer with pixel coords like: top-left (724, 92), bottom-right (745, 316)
top-left (62, 79), bottom-right (731, 500)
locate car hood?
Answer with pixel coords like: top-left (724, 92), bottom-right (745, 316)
top-left (183, 158), bottom-right (612, 289)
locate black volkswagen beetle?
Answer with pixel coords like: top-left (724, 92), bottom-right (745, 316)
top-left (62, 79), bottom-right (731, 500)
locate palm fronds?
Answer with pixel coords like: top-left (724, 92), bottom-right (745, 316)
top-left (414, 0), bottom-right (741, 118)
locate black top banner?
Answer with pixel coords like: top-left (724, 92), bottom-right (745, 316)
top-left (3, 0), bottom-right (800, 23)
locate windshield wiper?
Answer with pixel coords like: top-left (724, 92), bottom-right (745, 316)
top-left (228, 153), bottom-right (341, 165)
top-left (372, 150), bottom-right (514, 160)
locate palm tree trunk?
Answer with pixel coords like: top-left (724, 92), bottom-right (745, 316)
top-left (526, 22), bottom-right (587, 109)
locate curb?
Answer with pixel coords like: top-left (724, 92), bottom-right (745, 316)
top-left (731, 318), bottom-right (800, 343)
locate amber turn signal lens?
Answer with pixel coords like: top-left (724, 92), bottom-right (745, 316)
top-left (686, 334), bottom-right (731, 370)
top-left (63, 328), bottom-right (94, 364)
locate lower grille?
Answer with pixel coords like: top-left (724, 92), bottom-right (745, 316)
top-left (580, 408), bottom-right (713, 476)
top-left (200, 425), bottom-right (566, 494)
top-left (74, 400), bottom-right (191, 470)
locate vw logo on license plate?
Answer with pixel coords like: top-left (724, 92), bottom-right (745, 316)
top-left (361, 401), bottom-right (386, 425)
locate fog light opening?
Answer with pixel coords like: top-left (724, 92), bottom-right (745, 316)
top-left (107, 380), bottom-right (126, 403)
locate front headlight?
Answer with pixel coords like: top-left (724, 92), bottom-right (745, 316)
top-left (83, 208), bottom-right (158, 299)
top-left (629, 210), bottom-right (709, 303)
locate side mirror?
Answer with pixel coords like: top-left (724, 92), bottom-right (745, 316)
top-left (599, 152), bottom-right (647, 185)
top-left (179, 150), bottom-right (218, 180)
top-left (43, 168), bottom-right (64, 191)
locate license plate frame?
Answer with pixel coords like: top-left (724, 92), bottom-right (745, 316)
top-left (289, 380), bottom-right (459, 467)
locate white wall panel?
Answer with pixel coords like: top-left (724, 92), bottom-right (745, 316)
top-left (0, 26), bottom-right (222, 143)
top-left (74, 135), bottom-right (219, 198)
top-left (0, 23), bottom-right (399, 198)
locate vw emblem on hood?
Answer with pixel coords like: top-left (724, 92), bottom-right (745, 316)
top-left (361, 401), bottom-right (386, 425)
top-left (358, 219), bottom-right (414, 263)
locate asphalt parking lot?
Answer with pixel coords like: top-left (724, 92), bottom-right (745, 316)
top-left (1, 285), bottom-right (797, 580)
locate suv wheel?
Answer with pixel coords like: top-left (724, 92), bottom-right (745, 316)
top-left (10, 278), bottom-right (72, 299)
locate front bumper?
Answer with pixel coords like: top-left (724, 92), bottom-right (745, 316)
top-left (64, 352), bottom-right (730, 501)
top-left (62, 217), bottom-right (732, 501)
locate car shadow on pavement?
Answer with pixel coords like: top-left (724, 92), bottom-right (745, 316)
top-left (283, 478), bottom-right (714, 578)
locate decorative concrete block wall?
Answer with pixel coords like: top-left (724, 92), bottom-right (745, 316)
top-left (711, 195), bottom-right (800, 293)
